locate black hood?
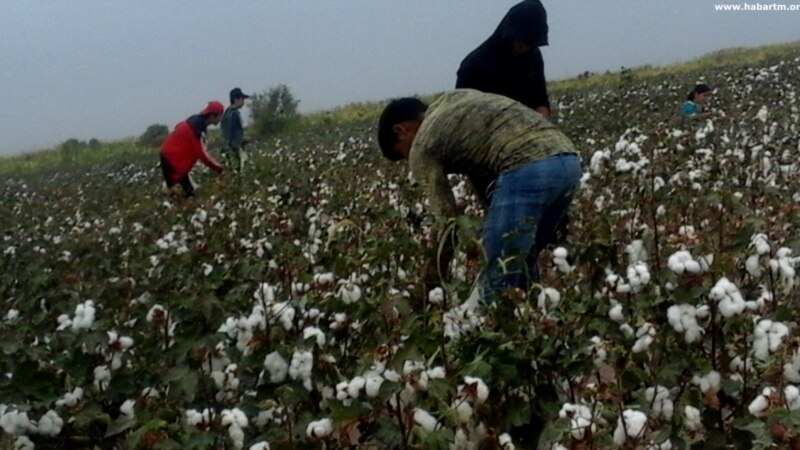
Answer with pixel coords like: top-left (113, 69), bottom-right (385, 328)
top-left (492, 0), bottom-right (548, 47)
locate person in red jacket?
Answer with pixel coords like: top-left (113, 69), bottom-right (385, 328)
top-left (160, 101), bottom-right (226, 197)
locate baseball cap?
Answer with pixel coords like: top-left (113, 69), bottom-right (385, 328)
top-left (230, 88), bottom-right (250, 100)
top-left (200, 101), bottom-right (225, 116)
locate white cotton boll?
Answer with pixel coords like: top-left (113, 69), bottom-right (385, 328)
top-left (784, 351), bottom-right (800, 383)
top-left (228, 425), bottom-right (245, 449)
top-left (692, 371), bottom-right (721, 394)
top-left (120, 399), bottom-right (135, 418)
top-left (667, 305), bottom-right (684, 332)
top-left (499, 433), bottom-right (515, 449)
top-left (0, 410), bottom-right (35, 436)
top-left (365, 375), bottom-right (384, 398)
top-left (453, 400), bottom-right (473, 423)
top-left (626, 240), bottom-right (648, 264)
top-left (570, 416), bottom-right (596, 440)
top-left (684, 406), bottom-right (702, 431)
top-left (56, 387), bottom-right (84, 407)
top-left (383, 370), bottom-right (401, 383)
top-left (13, 436), bottom-right (34, 450)
top-left (609, 303), bottom-right (625, 322)
top-left (553, 247), bottom-right (568, 259)
top-left (288, 350), bottom-right (313, 388)
top-left (56, 314), bottom-right (72, 331)
top-left (645, 386), bottom-right (674, 419)
top-left (232, 409), bottom-right (248, 428)
top-left (428, 287), bottom-right (444, 305)
top-left (403, 360), bottom-right (425, 375)
top-left (347, 376), bottom-right (366, 399)
top-left (412, 408), bottom-right (439, 432)
top-left (745, 255), bottom-right (762, 277)
top-left (748, 389), bottom-right (772, 417)
top-left (537, 288), bottom-right (561, 314)
top-left (337, 284), bottom-right (361, 304)
top-left (683, 260), bottom-right (701, 274)
top-left (632, 323), bottom-right (656, 353)
top-left (620, 323), bottom-right (635, 338)
top-left (699, 254), bottom-right (714, 271)
top-left (254, 283), bottom-right (275, 304)
top-left (94, 365), bottom-right (111, 390)
top-left (786, 386), bottom-right (800, 411)
top-left (335, 382), bottom-right (349, 401)
top-left (249, 442), bottom-right (271, 450)
top-left (202, 263), bottom-right (213, 276)
top-left (752, 234), bottom-right (771, 255)
top-left (303, 327), bottom-right (326, 347)
top-left (313, 272), bottom-right (335, 285)
top-left (755, 105), bottom-right (769, 123)
top-left (613, 409), bottom-right (648, 445)
top-left (71, 300), bottom-right (96, 332)
top-left (5, 309), bottom-right (19, 321)
top-left (427, 367), bottom-right (446, 379)
top-left (38, 409), bottom-right (64, 436)
top-left (462, 376), bottom-right (490, 404)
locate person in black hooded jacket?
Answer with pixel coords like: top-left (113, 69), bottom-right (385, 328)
top-left (456, 0), bottom-right (551, 117)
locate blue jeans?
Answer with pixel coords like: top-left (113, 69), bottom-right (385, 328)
top-left (481, 153), bottom-right (582, 300)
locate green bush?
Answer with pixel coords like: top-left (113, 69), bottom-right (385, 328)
top-left (249, 84), bottom-right (300, 138)
top-left (139, 124), bottom-right (170, 148)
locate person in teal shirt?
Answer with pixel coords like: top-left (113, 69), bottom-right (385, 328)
top-left (681, 84), bottom-right (715, 120)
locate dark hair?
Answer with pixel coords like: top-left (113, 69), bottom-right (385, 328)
top-left (378, 98), bottom-right (428, 161)
top-left (687, 84), bottom-right (711, 101)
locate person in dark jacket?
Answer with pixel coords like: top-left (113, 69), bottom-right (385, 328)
top-left (221, 87), bottom-right (250, 173)
top-left (457, 0), bottom-right (572, 248)
top-left (456, 0), bottom-right (551, 117)
top-left (160, 101), bottom-right (225, 197)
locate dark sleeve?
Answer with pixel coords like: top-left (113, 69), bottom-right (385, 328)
top-left (522, 48), bottom-right (550, 110)
top-left (456, 66), bottom-right (475, 89)
top-left (455, 55), bottom-right (487, 91)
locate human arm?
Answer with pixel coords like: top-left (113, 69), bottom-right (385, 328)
top-left (410, 148), bottom-right (459, 285)
top-left (194, 138), bottom-right (224, 173)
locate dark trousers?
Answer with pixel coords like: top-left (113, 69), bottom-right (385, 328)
top-left (160, 154), bottom-right (195, 197)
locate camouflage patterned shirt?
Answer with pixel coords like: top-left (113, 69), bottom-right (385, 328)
top-left (409, 89), bottom-right (577, 218)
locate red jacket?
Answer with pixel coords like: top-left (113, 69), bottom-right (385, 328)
top-left (161, 120), bottom-right (223, 182)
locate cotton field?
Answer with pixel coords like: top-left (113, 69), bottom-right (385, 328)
top-left (1, 54), bottom-right (800, 449)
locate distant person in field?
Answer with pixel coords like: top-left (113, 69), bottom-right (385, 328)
top-left (456, 0), bottom-right (551, 117)
top-left (378, 89), bottom-right (581, 300)
top-left (160, 101), bottom-right (225, 197)
top-left (221, 87), bottom-right (251, 173)
top-left (681, 84), bottom-right (716, 120)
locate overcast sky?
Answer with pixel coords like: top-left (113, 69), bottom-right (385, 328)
top-left (0, 1), bottom-right (797, 155)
